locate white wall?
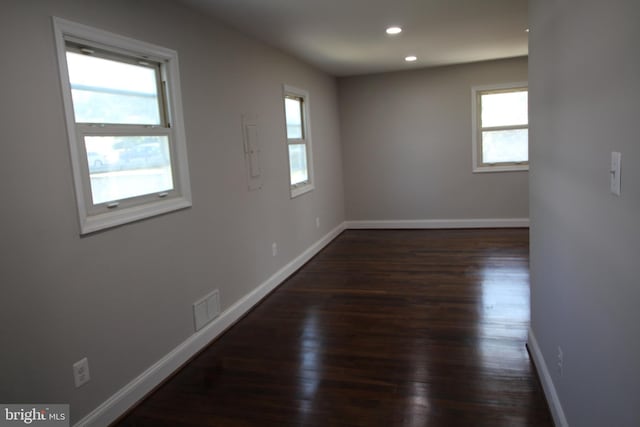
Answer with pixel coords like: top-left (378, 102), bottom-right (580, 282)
top-left (0, 0), bottom-right (344, 423)
top-left (529, 0), bottom-right (640, 425)
top-left (338, 57), bottom-right (529, 223)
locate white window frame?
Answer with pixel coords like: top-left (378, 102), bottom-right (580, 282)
top-left (283, 85), bottom-right (314, 198)
top-left (53, 17), bottom-right (192, 234)
top-left (471, 82), bottom-right (529, 173)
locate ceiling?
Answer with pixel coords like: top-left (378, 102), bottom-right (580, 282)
top-left (179, 0), bottom-right (528, 77)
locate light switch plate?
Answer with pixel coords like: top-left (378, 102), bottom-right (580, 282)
top-left (242, 114), bottom-right (262, 191)
top-left (610, 151), bottom-right (621, 196)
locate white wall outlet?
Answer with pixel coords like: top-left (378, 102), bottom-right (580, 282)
top-left (193, 289), bottom-right (220, 331)
top-left (272, 242), bottom-right (278, 257)
top-left (557, 346), bottom-right (563, 377)
top-left (73, 357), bottom-right (90, 388)
top-left (315, 217), bottom-right (320, 228)
top-left (610, 151), bottom-right (621, 196)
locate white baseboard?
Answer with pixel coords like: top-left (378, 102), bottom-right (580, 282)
top-left (346, 218), bottom-right (529, 229)
top-left (527, 327), bottom-right (569, 427)
top-left (75, 222), bottom-right (347, 427)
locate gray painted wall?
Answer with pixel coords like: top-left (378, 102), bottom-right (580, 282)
top-left (529, 0), bottom-right (639, 425)
top-left (338, 57), bottom-right (529, 221)
top-left (0, 0), bottom-right (344, 422)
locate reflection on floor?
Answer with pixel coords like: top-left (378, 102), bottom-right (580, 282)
top-left (117, 228), bottom-right (552, 427)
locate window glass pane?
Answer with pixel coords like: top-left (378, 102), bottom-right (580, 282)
top-left (482, 129), bottom-right (528, 164)
top-left (481, 90), bottom-right (528, 127)
top-left (285, 97), bottom-right (303, 139)
top-left (288, 144), bottom-right (308, 185)
top-left (85, 136), bottom-right (173, 204)
top-left (66, 51), bottom-right (161, 125)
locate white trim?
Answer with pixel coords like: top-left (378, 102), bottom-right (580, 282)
top-left (474, 164), bottom-right (529, 173)
top-left (283, 84), bottom-right (314, 199)
top-left (73, 222), bottom-right (347, 427)
top-left (291, 183), bottom-right (315, 198)
top-left (472, 81), bottom-right (529, 93)
top-left (81, 198), bottom-right (192, 234)
top-left (471, 81), bottom-right (529, 173)
top-left (527, 328), bottom-right (569, 427)
top-left (346, 218), bottom-right (529, 229)
top-left (52, 17), bottom-right (192, 234)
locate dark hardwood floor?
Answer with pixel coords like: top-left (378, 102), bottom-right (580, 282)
top-left (115, 229), bottom-right (553, 426)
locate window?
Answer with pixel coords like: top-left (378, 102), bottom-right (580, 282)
top-left (283, 85), bottom-right (314, 197)
top-left (53, 17), bottom-right (192, 234)
top-left (472, 82), bottom-right (528, 172)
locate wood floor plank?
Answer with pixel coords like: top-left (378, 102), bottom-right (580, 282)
top-left (115, 229), bottom-right (553, 426)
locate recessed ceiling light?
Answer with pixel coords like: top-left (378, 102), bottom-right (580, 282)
top-left (405, 55), bottom-right (417, 62)
top-left (386, 26), bottom-right (402, 35)
top-left (525, 28), bottom-right (530, 33)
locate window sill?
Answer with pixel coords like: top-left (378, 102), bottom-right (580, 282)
top-left (473, 164), bottom-right (529, 173)
top-left (290, 183), bottom-right (314, 199)
top-left (80, 196), bottom-right (192, 234)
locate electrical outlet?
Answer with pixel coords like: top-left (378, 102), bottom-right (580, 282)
top-left (272, 242), bottom-right (278, 257)
top-left (557, 346), bottom-right (563, 377)
top-left (315, 217), bottom-right (320, 228)
top-left (73, 357), bottom-right (90, 388)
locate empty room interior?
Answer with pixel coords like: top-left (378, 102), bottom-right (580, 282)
top-left (1, 0), bottom-right (638, 426)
